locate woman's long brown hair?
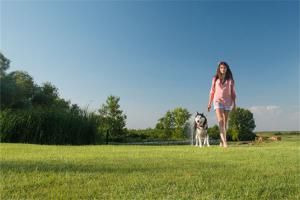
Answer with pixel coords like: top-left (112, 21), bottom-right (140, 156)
top-left (214, 61), bottom-right (234, 85)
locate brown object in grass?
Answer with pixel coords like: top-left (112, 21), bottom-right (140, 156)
top-left (255, 136), bottom-right (269, 142)
top-left (269, 136), bottom-right (282, 141)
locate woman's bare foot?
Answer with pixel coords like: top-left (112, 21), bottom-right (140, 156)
top-left (219, 142), bottom-right (223, 147)
top-left (223, 143), bottom-right (228, 148)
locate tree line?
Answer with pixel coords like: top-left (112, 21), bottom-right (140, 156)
top-left (0, 52), bottom-right (256, 145)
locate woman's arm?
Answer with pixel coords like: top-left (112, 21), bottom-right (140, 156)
top-left (207, 95), bottom-right (214, 112)
top-left (208, 92), bottom-right (214, 106)
top-left (208, 77), bottom-right (215, 111)
top-left (231, 80), bottom-right (236, 109)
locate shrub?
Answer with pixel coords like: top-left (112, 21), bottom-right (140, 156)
top-left (228, 107), bottom-right (256, 141)
top-left (207, 125), bottom-right (220, 140)
top-left (0, 107), bottom-right (99, 145)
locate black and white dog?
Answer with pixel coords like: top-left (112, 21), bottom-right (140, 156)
top-left (194, 112), bottom-right (210, 147)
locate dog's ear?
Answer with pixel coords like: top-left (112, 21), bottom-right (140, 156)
top-left (196, 111), bottom-right (199, 115)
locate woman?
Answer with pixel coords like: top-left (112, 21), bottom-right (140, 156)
top-left (207, 61), bottom-right (236, 148)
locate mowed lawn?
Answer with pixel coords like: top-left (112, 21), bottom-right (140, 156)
top-left (1, 135), bottom-right (299, 200)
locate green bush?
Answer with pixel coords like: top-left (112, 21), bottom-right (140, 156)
top-left (228, 107), bottom-right (256, 141)
top-left (238, 131), bottom-right (257, 141)
top-left (0, 108), bottom-right (99, 145)
top-left (126, 128), bottom-right (169, 142)
top-left (207, 125), bottom-right (220, 140)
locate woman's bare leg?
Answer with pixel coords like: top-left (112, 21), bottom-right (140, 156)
top-left (215, 108), bottom-right (227, 147)
top-left (223, 110), bottom-right (230, 144)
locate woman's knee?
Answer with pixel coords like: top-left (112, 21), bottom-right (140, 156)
top-left (218, 120), bottom-right (225, 130)
top-left (218, 119), bottom-right (225, 132)
top-left (224, 111), bottom-right (229, 120)
top-left (218, 118), bottom-right (224, 124)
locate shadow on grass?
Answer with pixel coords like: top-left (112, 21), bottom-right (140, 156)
top-left (0, 159), bottom-right (233, 174)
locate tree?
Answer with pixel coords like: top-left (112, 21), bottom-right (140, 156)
top-left (1, 70), bottom-right (34, 109)
top-left (98, 95), bottom-right (127, 142)
top-left (173, 108), bottom-right (191, 139)
top-left (1, 75), bottom-right (16, 109)
top-left (0, 53), bottom-right (15, 109)
top-left (0, 52), bottom-right (10, 77)
top-left (228, 107), bottom-right (256, 141)
top-left (0, 53), bottom-right (34, 109)
top-left (0, 53), bottom-right (99, 145)
top-left (155, 107), bottom-right (191, 139)
top-left (207, 125), bottom-right (220, 140)
top-left (9, 71), bottom-right (35, 108)
top-left (32, 82), bottom-right (59, 107)
top-left (155, 117), bottom-right (164, 130)
top-left (163, 110), bottom-right (175, 139)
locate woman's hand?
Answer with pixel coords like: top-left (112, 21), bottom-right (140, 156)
top-left (207, 104), bottom-right (211, 112)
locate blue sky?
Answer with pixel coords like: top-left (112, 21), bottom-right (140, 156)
top-left (1, 0), bottom-right (299, 131)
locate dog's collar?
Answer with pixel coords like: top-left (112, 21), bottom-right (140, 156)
top-left (196, 122), bottom-right (208, 129)
top-left (197, 124), bottom-right (205, 128)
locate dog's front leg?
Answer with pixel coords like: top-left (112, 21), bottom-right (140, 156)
top-left (203, 137), bottom-right (207, 146)
top-left (207, 135), bottom-right (210, 147)
top-left (199, 138), bottom-right (203, 147)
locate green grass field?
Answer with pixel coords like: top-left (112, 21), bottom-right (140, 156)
top-left (1, 133), bottom-right (299, 200)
